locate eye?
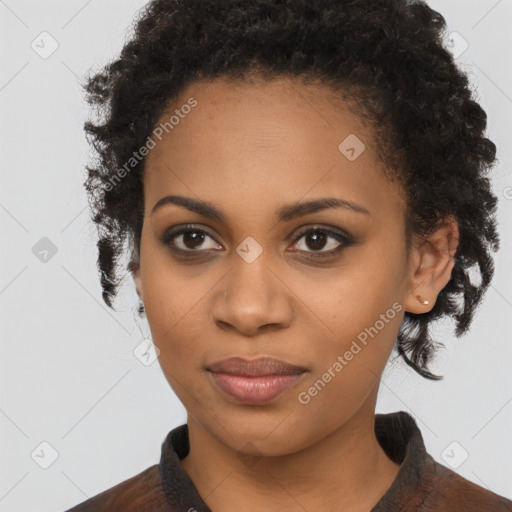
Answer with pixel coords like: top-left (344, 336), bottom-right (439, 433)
top-left (160, 224), bottom-right (222, 254)
top-left (160, 224), bottom-right (356, 260)
top-left (288, 226), bottom-right (355, 260)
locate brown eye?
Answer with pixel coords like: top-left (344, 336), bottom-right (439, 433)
top-left (161, 225), bottom-right (222, 253)
top-left (301, 231), bottom-right (330, 251)
top-left (181, 230), bottom-right (206, 250)
top-left (160, 224), bottom-right (356, 261)
top-left (288, 227), bottom-right (355, 260)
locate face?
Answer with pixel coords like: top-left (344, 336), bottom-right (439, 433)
top-left (131, 76), bottom-right (447, 456)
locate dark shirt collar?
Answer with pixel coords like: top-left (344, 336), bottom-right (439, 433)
top-left (158, 411), bottom-right (433, 511)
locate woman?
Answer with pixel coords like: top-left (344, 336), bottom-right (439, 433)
top-left (66, 0), bottom-right (512, 510)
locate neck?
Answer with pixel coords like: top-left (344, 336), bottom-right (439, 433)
top-left (180, 393), bottom-right (400, 511)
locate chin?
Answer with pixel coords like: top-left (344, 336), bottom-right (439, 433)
top-left (205, 410), bottom-right (309, 456)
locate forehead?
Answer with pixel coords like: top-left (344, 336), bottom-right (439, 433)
top-left (142, 76), bottom-right (403, 219)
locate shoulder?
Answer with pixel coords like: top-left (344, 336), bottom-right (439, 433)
top-left (373, 411), bottom-right (512, 511)
top-left (62, 464), bottom-right (171, 512)
top-left (423, 457), bottom-right (512, 511)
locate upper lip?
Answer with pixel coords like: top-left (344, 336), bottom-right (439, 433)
top-left (207, 357), bottom-right (307, 377)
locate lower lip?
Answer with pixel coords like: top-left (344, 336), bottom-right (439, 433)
top-left (209, 372), bottom-right (305, 405)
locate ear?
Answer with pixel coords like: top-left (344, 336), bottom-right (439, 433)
top-left (128, 260), bottom-right (143, 302)
top-left (403, 216), bottom-right (459, 314)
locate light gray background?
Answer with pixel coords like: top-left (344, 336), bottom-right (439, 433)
top-left (1, 1), bottom-right (511, 510)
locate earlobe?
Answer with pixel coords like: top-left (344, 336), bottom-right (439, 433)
top-left (129, 261), bottom-right (143, 302)
top-left (404, 217), bottom-right (459, 314)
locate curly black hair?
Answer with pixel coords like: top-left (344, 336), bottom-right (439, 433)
top-left (81, 0), bottom-right (500, 380)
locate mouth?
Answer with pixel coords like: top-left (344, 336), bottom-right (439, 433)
top-left (207, 356), bottom-right (308, 405)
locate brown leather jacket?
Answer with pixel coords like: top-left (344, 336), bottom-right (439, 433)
top-left (63, 411), bottom-right (512, 511)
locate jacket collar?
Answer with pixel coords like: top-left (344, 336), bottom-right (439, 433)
top-left (158, 411), bottom-right (433, 511)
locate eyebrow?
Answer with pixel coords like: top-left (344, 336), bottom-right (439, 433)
top-left (151, 195), bottom-right (370, 222)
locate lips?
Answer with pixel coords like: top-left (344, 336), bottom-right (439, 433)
top-left (207, 357), bottom-right (307, 405)
top-left (207, 356), bottom-right (307, 377)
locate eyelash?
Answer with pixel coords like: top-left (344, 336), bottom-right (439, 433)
top-left (160, 224), bottom-right (356, 261)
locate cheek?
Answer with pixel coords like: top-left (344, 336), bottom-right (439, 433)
top-left (294, 306), bottom-right (403, 438)
top-left (301, 238), bottom-right (407, 386)
top-left (139, 244), bottom-right (212, 362)
top-left (143, 272), bottom-right (212, 411)
top-left (313, 249), bottom-right (406, 337)
top-left (145, 281), bottom-right (208, 360)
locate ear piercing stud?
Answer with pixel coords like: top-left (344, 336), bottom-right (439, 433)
top-left (416, 295), bottom-right (429, 305)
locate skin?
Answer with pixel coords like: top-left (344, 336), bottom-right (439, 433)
top-left (130, 76), bottom-right (459, 512)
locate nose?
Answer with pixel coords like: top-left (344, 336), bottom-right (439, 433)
top-left (211, 254), bottom-right (293, 337)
